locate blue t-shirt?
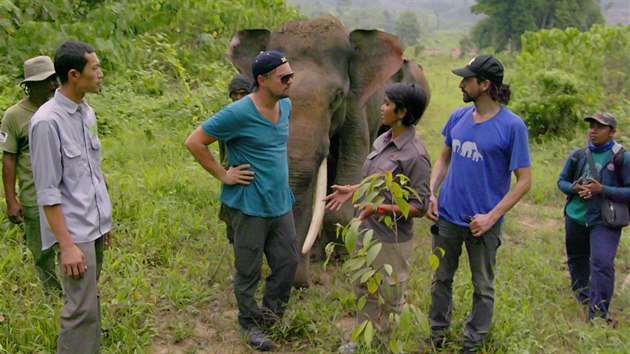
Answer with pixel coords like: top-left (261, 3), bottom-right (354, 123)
top-left (438, 105), bottom-right (531, 227)
top-left (201, 96), bottom-right (295, 217)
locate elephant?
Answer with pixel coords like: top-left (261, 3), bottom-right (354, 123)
top-left (227, 16), bottom-right (430, 288)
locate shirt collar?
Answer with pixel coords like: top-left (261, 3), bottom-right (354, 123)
top-left (53, 89), bottom-right (85, 115)
top-left (378, 127), bottom-right (416, 151)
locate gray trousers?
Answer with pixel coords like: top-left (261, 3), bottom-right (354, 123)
top-left (428, 218), bottom-right (502, 348)
top-left (56, 236), bottom-right (104, 354)
top-left (354, 239), bottom-right (412, 332)
top-left (23, 206), bottom-right (61, 291)
top-left (224, 206), bottom-right (298, 330)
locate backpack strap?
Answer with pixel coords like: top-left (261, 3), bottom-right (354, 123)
top-left (569, 147), bottom-right (587, 182)
top-left (611, 143), bottom-right (625, 186)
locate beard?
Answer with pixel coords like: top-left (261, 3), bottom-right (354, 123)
top-left (462, 90), bottom-right (477, 103)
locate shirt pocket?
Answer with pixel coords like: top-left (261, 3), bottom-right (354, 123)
top-left (88, 135), bottom-right (103, 176)
top-left (62, 143), bottom-right (86, 180)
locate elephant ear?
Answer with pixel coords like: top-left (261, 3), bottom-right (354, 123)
top-left (349, 30), bottom-right (403, 106)
top-left (226, 29), bottom-right (271, 81)
top-left (401, 58), bottom-right (432, 103)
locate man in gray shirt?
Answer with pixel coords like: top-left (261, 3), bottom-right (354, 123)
top-left (29, 40), bottom-right (112, 354)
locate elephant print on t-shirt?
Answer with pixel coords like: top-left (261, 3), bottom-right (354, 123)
top-left (452, 139), bottom-right (483, 162)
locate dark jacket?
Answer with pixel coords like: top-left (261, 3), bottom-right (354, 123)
top-left (557, 144), bottom-right (630, 226)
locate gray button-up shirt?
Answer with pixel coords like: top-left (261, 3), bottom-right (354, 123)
top-left (361, 127), bottom-right (431, 243)
top-left (29, 90), bottom-right (112, 250)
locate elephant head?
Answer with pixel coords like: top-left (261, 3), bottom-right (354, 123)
top-left (228, 16), bottom-right (421, 288)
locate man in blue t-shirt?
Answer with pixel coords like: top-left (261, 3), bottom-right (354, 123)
top-left (185, 50), bottom-right (298, 352)
top-left (422, 55), bottom-right (532, 353)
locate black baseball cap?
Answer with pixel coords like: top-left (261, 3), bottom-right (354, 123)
top-left (228, 74), bottom-right (252, 96)
top-left (452, 54), bottom-right (504, 83)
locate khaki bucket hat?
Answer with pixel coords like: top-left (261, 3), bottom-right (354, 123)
top-left (21, 55), bottom-right (56, 85)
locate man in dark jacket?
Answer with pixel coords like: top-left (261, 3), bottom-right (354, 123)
top-left (557, 112), bottom-right (630, 322)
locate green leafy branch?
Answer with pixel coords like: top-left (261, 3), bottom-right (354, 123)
top-left (325, 171), bottom-right (440, 352)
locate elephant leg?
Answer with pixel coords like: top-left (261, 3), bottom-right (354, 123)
top-left (293, 253), bottom-right (311, 289)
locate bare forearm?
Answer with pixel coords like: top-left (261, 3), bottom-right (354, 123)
top-left (184, 127), bottom-right (229, 183)
top-left (2, 153), bottom-right (19, 204)
top-left (186, 143), bottom-right (227, 182)
top-left (379, 203), bottom-right (423, 218)
top-left (42, 205), bottom-right (74, 249)
top-left (430, 146), bottom-right (451, 196)
top-left (487, 168), bottom-right (532, 222)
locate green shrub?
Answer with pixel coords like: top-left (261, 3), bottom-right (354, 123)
top-left (511, 25), bottom-right (630, 140)
top-left (0, 0), bottom-right (302, 84)
top-left (513, 69), bottom-right (582, 139)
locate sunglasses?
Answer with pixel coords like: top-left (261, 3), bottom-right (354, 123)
top-left (279, 72), bottom-right (294, 84)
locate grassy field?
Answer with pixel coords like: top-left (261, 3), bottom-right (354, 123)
top-left (1, 51), bottom-right (629, 353)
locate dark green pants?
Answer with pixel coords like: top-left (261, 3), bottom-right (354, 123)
top-left (428, 218), bottom-right (502, 349)
top-left (23, 206), bottom-right (61, 292)
top-left (224, 206), bottom-right (298, 330)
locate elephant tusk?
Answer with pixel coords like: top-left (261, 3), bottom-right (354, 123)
top-left (302, 159), bottom-right (327, 254)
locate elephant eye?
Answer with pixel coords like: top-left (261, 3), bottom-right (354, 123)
top-left (329, 88), bottom-right (345, 111)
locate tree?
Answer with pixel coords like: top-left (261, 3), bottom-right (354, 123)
top-left (470, 0), bottom-right (604, 51)
top-left (394, 11), bottom-right (421, 46)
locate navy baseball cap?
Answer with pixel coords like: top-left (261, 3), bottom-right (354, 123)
top-left (252, 50), bottom-right (288, 79)
top-left (452, 54), bottom-right (504, 83)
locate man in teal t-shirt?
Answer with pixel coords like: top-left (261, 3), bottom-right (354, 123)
top-left (0, 55), bottom-right (61, 292)
top-left (185, 50), bottom-right (298, 352)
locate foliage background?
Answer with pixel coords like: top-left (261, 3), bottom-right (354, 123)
top-left (0, 0), bottom-right (629, 352)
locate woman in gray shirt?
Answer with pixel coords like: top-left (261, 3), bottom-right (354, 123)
top-left (325, 83), bottom-right (431, 350)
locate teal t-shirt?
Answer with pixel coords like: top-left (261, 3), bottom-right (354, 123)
top-left (565, 150), bottom-right (611, 225)
top-left (201, 97), bottom-right (295, 217)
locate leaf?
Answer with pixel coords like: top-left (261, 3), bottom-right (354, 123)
top-left (365, 242), bottom-right (382, 266)
top-left (351, 268), bottom-right (371, 283)
top-left (366, 277), bottom-right (379, 294)
top-left (352, 320), bottom-right (369, 343)
top-left (364, 321), bottom-right (374, 347)
top-left (383, 264), bottom-right (393, 276)
top-left (429, 254), bottom-right (440, 271)
top-left (325, 242), bottom-right (336, 257)
top-left (344, 221), bottom-right (361, 253)
top-left (323, 242), bottom-right (337, 271)
top-left (362, 230), bottom-right (373, 248)
top-left (360, 269), bottom-right (377, 284)
top-left (343, 257), bottom-right (366, 272)
top-left (353, 182), bottom-right (371, 203)
top-left (388, 337), bottom-right (398, 353)
top-left (357, 295), bottom-right (367, 312)
top-left (385, 171), bottom-right (393, 186)
top-left (360, 191), bottom-right (380, 206)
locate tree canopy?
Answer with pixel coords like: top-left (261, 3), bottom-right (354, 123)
top-left (470, 0), bottom-right (604, 51)
top-left (394, 11), bottom-right (422, 46)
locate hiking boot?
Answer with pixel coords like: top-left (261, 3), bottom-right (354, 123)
top-left (260, 308), bottom-right (280, 329)
top-left (460, 341), bottom-right (483, 353)
top-left (338, 342), bottom-right (358, 354)
top-left (418, 336), bottom-right (445, 353)
top-left (238, 326), bottom-right (273, 351)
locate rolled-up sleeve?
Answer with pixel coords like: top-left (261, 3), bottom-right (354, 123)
top-left (30, 120), bottom-right (63, 206)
